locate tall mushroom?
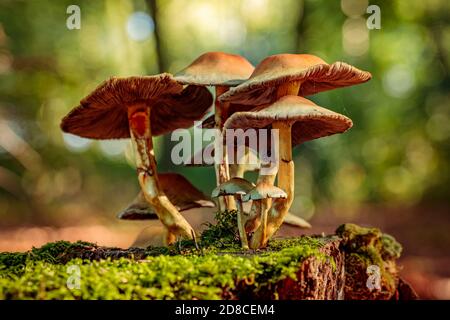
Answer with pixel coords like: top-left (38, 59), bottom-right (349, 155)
top-left (211, 177), bottom-right (255, 249)
top-left (117, 173), bottom-right (215, 244)
top-left (175, 52), bottom-right (254, 211)
top-left (61, 74), bottom-right (213, 243)
top-left (224, 95), bottom-right (353, 247)
top-left (220, 53), bottom-right (370, 242)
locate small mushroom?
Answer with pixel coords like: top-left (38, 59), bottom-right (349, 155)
top-left (242, 182), bottom-right (287, 249)
top-left (61, 74), bottom-right (213, 243)
top-left (220, 53), bottom-right (372, 106)
top-left (225, 95), bottom-right (353, 247)
top-left (175, 52), bottom-right (254, 211)
top-left (186, 144), bottom-right (310, 231)
top-left (211, 177), bottom-right (255, 249)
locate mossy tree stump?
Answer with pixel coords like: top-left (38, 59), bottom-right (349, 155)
top-left (0, 218), bottom-right (416, 300)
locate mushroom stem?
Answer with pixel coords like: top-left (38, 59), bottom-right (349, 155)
top-left (249, 81), bottom-right (300, 248)
top-left (128, 106), bottom-right (195, 242)
top-left (235, 194), bottom-right (249, 249)
top-left (249, 197), bottom-right (271, 249)
top-left (265, 121), bottom-right (294, 243)
top-left (165, 230), bottom-right (176, 245)
top-left (244, 164), bottom-right (276, 233)
top-left (229, 163), bottom-right (245, 179)
top-left (214, 86), bottom-right (235, 212)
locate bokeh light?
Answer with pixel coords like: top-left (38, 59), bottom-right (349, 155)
top-left (126, 11), bottom-right (154, 41)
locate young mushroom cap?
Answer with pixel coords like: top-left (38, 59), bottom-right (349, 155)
top-left (224, 95), bottom-right (353, 146)
top-left (60, 74), bottom-right (213, 139)
top-left (175, 52), bottom-right (255, 87)
top-left (211, 177), bottom-right (255, 198)
top-left (242, 183), bottom-right (287, 202)
top-left (219, 53), bottom-right (372, 105)
top-left (118, 173), bottom-right (215, 220)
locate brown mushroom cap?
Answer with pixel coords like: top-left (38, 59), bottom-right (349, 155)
top-left (224, 95), bottom-right (353, 146)
top-left (219, 53), bottom-right (371, 105)
top-left (242, 182), bottom-right (287, 202)
top-left (211, 177), bottom-right (255, 198)
top-left (198, 101), bottom-right (270, 129)
top-left (61, 74), bottom-right (213, 139)
top-left (118, 173), bottom-right (214, 220)
top-left (175, 52), bottom-right (255, 87)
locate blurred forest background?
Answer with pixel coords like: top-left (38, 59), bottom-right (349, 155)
top-left (0, 0), bottom-right (449, 298)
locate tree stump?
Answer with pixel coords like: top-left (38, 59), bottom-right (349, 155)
top-left (0, 224), bottom-right (415, 300)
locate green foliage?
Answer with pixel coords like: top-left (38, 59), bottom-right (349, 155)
top-left (200, 210), bottom-right (240, 248)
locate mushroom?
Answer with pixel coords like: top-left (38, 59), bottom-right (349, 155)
top-left (219, 54), bottom-right (369, 247)
top-left (242, 182), bottom-right (287, 249)
top-left (211, 177), bottom-right (255, 249)
top-left (219, 53), bottom-right (372, 106)
top-left (186, 143), bottom-right (311, 231)
top-left (224, 95), bottom-right (353, 247)
top-left (61, 74), bottom-right (213, 243)
top-left (117, 173), bottom-right (215, 244)
top-left (175, 52), bottom-right (254, 211)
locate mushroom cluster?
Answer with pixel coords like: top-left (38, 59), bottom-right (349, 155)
top-left (61, 52), bottom-right (370, 249)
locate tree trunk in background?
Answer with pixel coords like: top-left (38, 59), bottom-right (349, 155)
top-left (146, 0), bottom-right (174, 171)
top-left (146, 0), bottom-right (167, 73)
top-left (294, 0), bottom-right (306, 53)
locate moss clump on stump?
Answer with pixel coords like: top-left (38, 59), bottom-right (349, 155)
top-left (0, 238), bottom-right (337, 300)
top-left (0, 220), bottom-right (410, 300)
top-left (336, 223), bottom-right (402, 300)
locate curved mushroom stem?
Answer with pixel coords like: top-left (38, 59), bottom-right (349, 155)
top-left (235, 194), bottom-right (249, 250)
top-left (249, 196), bottom-right (270, 249)
top-left (129, 106), bottom-right (195, 243)
top-left (214, 86), bottom-right (236, 212)
top-left (264, 121), bottom-right (294, 244)
top-left (165, 230), bottom-right (177, 245)
top-left (244, 164), bottom-right (276, 233)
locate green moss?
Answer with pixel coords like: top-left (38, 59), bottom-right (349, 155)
top-left (0, 237), bottom-right (326, 300)
top-left (200, 210), bottom-right (240, 248)
top-left (380, 234), bottom-right (402, 260)
top-left (0, 211), bottom-right (335, 299)
top-left (336, 223), bottom-right (402, 299)
top-left (0, 241), bottom-right (96, 275)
